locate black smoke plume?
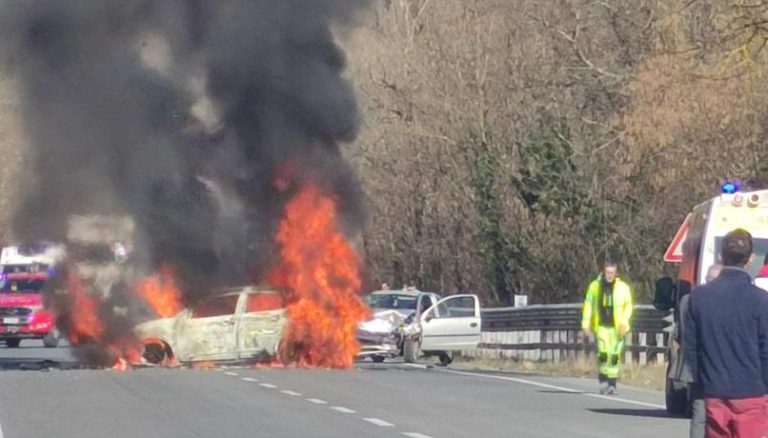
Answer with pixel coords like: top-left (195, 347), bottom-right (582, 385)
top-left (0, 1), bottom-right (370, 365)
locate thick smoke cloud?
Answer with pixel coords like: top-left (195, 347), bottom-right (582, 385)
top-left (0, 1), bottom-right (370, 362)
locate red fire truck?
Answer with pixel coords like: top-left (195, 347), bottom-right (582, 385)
top-left (0, 245), bottom-right (64, 348)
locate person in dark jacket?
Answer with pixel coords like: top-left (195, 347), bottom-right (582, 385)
top-left (677, 263), bottom-right (722, 438)
top-left (684, 229), bottom-right (768, 438)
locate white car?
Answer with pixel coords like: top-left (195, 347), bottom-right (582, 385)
top-left (357, 290), bottom-right (482, 365)
top-left (357, 289), bottom-right (440, 362)
top-left (403, 294), bottom-right (482, 365)
top-left (134, 286), bottom-right (286, 364)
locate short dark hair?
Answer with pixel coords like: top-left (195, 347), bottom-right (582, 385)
top-left (721, 228), bottom-right (753, 267)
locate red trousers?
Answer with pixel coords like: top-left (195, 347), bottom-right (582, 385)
top-left (705, 397), bottom-right (768, 438)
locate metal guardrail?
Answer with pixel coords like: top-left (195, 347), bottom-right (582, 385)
top-left (467, 304), bottom-right (673, 364)
top-left (481, 304), bottom-right (670, 332)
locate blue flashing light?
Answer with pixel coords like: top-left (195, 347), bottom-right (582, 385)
top-left (721, 180), bottom-right (740, 194)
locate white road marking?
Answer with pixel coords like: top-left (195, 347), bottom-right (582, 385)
top-left (224, 372), bottom-right (239, 376)
top-left (583, 392), bottom-right (664, 408)
top-left (241, 377), bottom-right (259, 383)
top-left (402, 363), bottom-right (430, 370)
top-left (281, 390), bottom-right (302, 396)
top-left (259, 383), bottom-right (278, 389)
top-left (330, 406), bottom-right (356, 414)
top-left (306, 398), bottom-right (328, 404)
top-left (0, 417), bottom-right (4, 438)
top-left (363, 418), bottom-right (395, 427)
top-left (440, 369), bottom-right (665, 409)
top-left (403, 433), bottom-right (434, 438)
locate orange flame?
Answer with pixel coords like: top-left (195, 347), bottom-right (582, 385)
top-left (108, 339), bottom-right (142, 368)
top-left (66, 272), bottom-right (104, 344)
top-left (193, 361), bottom-right (216, 370)
top-left (111, 357), bottom-right (130, 371)
top-left (251, 359), bottom-right (286, 369)
top-left (65, 272), bottom-right (142, 367)
top-left (137, 265), bottom-right (184, 318)
top-left (267, 184), bottom-right (370, 369)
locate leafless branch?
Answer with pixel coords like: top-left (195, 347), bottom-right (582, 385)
top-left (556, 27), bottom-right (626, 79)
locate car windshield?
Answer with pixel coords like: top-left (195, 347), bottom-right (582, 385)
top-left (0, 279), bottom-right (45, 293)
top-left (364, 293), bottom-right (417, 310)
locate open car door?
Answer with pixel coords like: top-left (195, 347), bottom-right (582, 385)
top-left (420, 294), bottom-right (481, 351)
top-left (414, 292), bottom-right (439, 321)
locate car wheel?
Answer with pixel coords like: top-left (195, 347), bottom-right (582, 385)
top-left (403, 338), bottom-right (420, 363)
top-left (438, 351), bottom-right (453, 366)
top-left (371, 355), bottom-right (385, 363)
top-left (43, 329), bottom-right (60, 348)
top-left (6, 339), bottom-right (20, 348)
top-left (142, 342), bottom-right (170, 365)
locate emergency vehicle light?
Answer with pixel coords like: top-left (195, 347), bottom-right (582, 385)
top-left (721, 181), bottom-right (740, 194)
top-left (748, 193), bottom-right (761, 207)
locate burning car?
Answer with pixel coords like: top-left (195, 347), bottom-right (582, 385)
top-left (357, 289), bottom-right (482, 365)
top-left (134, 286), bottom-right (286, 365)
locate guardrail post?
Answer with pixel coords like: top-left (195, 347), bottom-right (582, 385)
top-left (524, 330), bottom-right (531, 361)
top-left (656, 333), bottom-right (664, 364)
top-left (638, 332), bottom-right (647, 365)
top-left (657, 333), bottom-right (666, 363)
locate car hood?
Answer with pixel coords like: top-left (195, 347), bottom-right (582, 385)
top-left (357, 309), bottom-right (408, 334)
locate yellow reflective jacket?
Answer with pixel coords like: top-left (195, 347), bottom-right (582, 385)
top-left (580, 276), bottom-right (633, 334)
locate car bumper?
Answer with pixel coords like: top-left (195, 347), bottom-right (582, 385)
top-left (357, 331), bottom-right (400, 357)
top-left (0, 323), bottom-right (52, 338)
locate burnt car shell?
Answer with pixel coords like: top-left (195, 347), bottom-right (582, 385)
top-left (134, 286), bottom-right (286, 364)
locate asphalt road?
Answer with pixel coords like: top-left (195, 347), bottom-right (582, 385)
top-left (0, 342), bottom-right (688, 438)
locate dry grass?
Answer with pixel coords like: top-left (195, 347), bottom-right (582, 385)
top-left (454, 356), bottom-right (667, 392)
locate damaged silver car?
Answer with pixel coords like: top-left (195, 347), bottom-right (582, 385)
top-left (135, 286), bottom-right (286, 365)
top-left (357, 289), bottom-right (482, 365)
top-left (356, 289), bottom-right (439, 363)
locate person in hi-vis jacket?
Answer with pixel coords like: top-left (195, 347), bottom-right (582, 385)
top-left (581, 258), bottom-right (634, 395)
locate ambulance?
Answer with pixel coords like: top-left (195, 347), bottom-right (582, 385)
top-left (654, 181), bottom-right (768, 416)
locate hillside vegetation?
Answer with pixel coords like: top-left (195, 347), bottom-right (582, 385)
top-left (346, 0), bottom-right (768, 304)
top-left (2, 1), bottom-right (768, 306)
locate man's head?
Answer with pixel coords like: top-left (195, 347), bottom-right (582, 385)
top-left (603, 261), bottom-right (618, 283)
top-left (706, 264), bottom-right (723, 283)
top-left (721, 228), bottom-right (754, 268)
top-left (380, 282), bottom-right (389, 290)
